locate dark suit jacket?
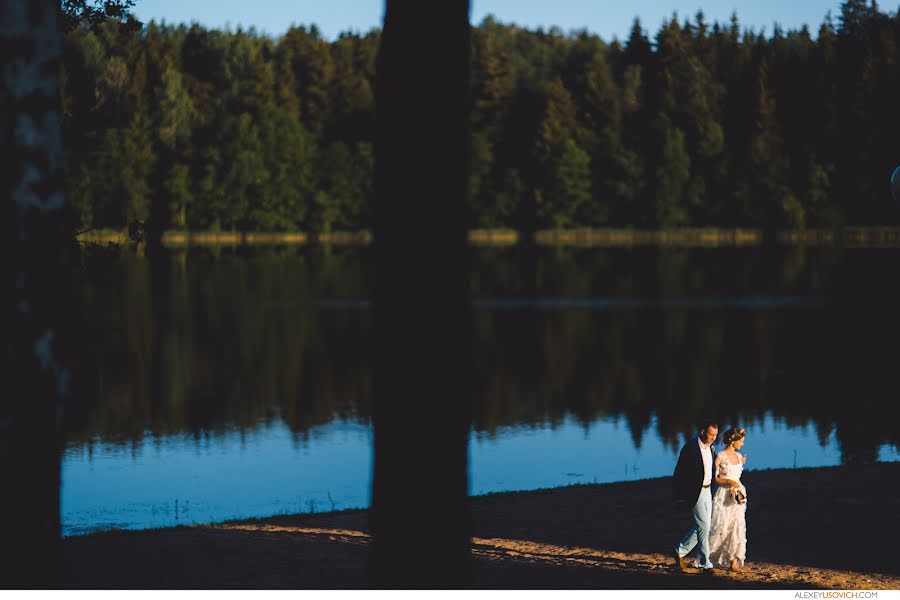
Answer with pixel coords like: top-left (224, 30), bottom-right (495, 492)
top-left (672, 438), bottom-right (714, 508)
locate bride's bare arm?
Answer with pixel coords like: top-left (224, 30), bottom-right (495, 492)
top-left (713, 454), bottom-right (741, 487)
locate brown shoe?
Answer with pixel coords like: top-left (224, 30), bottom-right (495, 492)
top-left (673, 552), bottom-right (688, 573)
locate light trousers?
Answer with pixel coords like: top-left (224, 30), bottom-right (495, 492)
top-left (675, 486), bottom-right (713, 569)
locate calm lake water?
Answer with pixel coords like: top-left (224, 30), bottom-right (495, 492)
top-left (61, 245), bottom-right (900, 536)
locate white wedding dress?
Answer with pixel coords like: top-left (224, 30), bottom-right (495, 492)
top-left (708, 454), bottom-right (747, 568)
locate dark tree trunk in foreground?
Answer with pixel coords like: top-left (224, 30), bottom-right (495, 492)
top-left (370, 0), bottom-right (473, 588)
top-left (0, 0), bottom-right (69, 588)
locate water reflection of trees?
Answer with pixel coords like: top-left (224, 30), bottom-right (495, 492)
top-left (68, 248), bottom-right (372, 443)
top-left (67, 246), bottom-right (900, 463)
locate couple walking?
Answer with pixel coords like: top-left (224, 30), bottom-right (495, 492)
top-left (673, 422), bottom-right (748, 573)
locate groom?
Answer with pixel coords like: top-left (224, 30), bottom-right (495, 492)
top-left (672, 420), bottom-right (718, 573)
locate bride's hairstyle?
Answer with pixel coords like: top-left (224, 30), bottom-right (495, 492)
top-left (721, 427), bottom-right (746, 446)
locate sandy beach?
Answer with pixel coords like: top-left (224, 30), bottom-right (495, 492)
top-left (57, 461), bottom-right (900, 589)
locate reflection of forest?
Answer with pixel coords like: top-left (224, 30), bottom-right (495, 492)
top-left (68, 248), bottom-right (373, 441)
top-left (67, 246), bottom-right (900, 463)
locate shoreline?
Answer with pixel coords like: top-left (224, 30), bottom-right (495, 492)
top-left (57, 461), bottom-right (900, 589)
top-left (74, 226), bottom-right (900, 248)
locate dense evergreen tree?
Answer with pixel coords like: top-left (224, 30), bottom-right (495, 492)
top-left (61, 5), bottom-right (900, 232)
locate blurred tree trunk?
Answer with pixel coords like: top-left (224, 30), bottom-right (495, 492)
top-left (1, 0), bottom-right (69, 588)
top-left (370, 0), bottom-right (473, 588)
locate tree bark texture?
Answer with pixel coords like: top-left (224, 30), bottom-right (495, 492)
top-left (1, 0), bottom-right (69, 588)
top-left (370, 0), bottom-right (473, 588)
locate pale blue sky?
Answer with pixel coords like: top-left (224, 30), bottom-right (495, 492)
top-left (133, 0), bottom-right (851, 42)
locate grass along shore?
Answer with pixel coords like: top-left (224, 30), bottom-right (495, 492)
top-left (74, 227), bottom-right (900, 248)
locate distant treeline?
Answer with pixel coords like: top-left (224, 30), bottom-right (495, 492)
top-left (62, 1), bottom-right (900, 234)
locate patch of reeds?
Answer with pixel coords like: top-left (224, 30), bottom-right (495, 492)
top-left (468, 229), bottom-right (519, 245)
top-left (162, 231), bottom-right (309, 245)
top-left (75, 229), bottom-right (129, 244)
top-left (315, 230), bottom-right (372, 245)
top-left (780, 227), bottom-right (900, 247)
top-left (75, 227), bottom-right (900, 248)
top-left (533, 228), bottom-right (762, 247)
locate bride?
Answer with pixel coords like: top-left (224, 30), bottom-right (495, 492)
top-left (709, 427), bottom-right (748, 571)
